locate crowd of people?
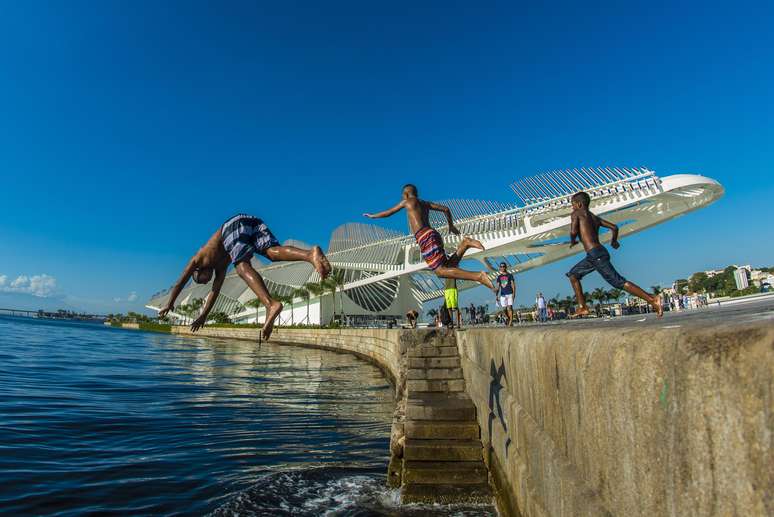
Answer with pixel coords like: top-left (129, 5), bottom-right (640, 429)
top-left (667, 292), bottom-right (709, 311)
top-left (421, 287), bottom-right (561, 329)
top-left (415, 285), bottom-right (715, 329)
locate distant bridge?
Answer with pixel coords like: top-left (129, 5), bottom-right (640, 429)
top-left (0, 308), bottom-right (108, 321)
top-left (0, 308), bottom-right (39, 318)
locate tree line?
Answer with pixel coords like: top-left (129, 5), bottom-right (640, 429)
top-left (676, 265), bottom-right (771, 298)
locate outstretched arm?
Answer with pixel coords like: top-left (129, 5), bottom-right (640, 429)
top-left (190, 269), bottom-right (225, 331)
top-left (428, 201), bottom-right (459, 235)
top-left (569, 212), bottom-right (580, 248)
top-left (159, 258), bottom-right (197, 317)
top-left (363, 201), bottom-right (405, 219)
top-left (599, 217), bottom-right (620, 248)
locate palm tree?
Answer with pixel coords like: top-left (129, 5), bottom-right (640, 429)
top-left (177, 297), bottom-right (204, 323)
top-left (293, 286), bottom-right (311, 325)
top-left (245, 298), bottom-right (263, 324)
top-left (590, 288), bottom-right (604, 308)
top-left (245, 298), bottom-right (262, 309)
top-left (286, 292), bottom-right (296, 325)
top-left (274, 293), bottom-right (291, 325)
top-left (651, 284), bottom-right (662, 295)
top-left (304, 282), bottom-right (324, 325)
top-left (190, 297), bottom-right (203, 314)
top-left (607, 288), bottom-right (623, 315)
top-left (320, 278), bottom-right (336, 324)
top-left (323, 269), bottom-right (346, 325)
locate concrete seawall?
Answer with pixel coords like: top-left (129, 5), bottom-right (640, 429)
top-left (457, 322), bottom-right (773, 516)
top-left (167, 319), bottom-right (773, 516)
top-left (170, 326), bottom-right (404, 390)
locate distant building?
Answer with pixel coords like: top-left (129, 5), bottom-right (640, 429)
top-left (661, 287), bottom-right (676, 296)
top-left (734, 268), bottom-right (750, 290)
top-left (749, 269), bottom-right (773, 288)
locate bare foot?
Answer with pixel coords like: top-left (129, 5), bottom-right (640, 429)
top-left (262, 301), bottom-right (283, 341)
top-left (651, 296), bottom-right (663, 318)
top-left (573, 306), bottom-right (590, 318)
top-left (463, 237), bottom-right (485, 251)
top-left (312, 246), bottom-right (331, 279)
top-left (478, 272), bottom-right (494, 290)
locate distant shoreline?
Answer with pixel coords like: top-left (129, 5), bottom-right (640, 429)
top-left (0, 313), bottom-right (106, 325)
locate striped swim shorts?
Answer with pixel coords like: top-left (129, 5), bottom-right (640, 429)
top-left (221, 214), bottom-right (280, 265)
top-left (415, 227), bottom-right (448, 271)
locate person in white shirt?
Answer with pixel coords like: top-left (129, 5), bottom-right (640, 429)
top-left (536, 292), bottom-right (547, 323)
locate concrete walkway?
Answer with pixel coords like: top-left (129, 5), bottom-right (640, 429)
top-left (465, 293), bottom-right (774, 331)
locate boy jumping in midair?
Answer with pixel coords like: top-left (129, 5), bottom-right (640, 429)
top-left (158, 214), bottom-right (331, 340)
top-left (567, 192), bottom-right (662, 317)
top-left (363, 184), bottom-right (494, 289)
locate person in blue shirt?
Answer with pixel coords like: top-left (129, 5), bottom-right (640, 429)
top-left (494, 262), bottom-right (516, 326)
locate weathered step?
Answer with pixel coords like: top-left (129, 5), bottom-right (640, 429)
top-left (405, 420), bottom-right (480, 440)
top-left (404, 439), bottom-right (483, 461)
top-left (407, 367), bottom-right (464, 380)
top-left (407, 379), bottom-right (465, 393)
top-left (401, 483), bottom-right (492, 505)
top-left (406, 393), bottom-right (477, 421)
top-left (403, 461), bottom-right (488, 485)
top-left (408, 345), bottom-right (459, 358)
top-left (408, 356), bottom-right (461, 369)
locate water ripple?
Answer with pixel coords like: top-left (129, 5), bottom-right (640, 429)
top-left (0, 316), bottom-right (494, 516)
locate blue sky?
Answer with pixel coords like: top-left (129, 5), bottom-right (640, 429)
top-left (0, 1), bottom-right (772, 314)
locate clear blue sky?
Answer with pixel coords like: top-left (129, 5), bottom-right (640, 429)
top-left (0, 1), bottom-right (771, 314)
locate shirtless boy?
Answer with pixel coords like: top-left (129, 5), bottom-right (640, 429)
top-left (567, 192), bottom-right (662, 317)
top-left (158, 214), bottom-right (331, 340)
top-left (363, 184), bottom-right (493, 289)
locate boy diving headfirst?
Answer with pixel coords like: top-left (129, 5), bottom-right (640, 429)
top-left (363, 184), bottom-right (494, 289)
top-left (158, 214), bottom-right (331, 340)
top-left (567, 192), bottom-right (662, 317)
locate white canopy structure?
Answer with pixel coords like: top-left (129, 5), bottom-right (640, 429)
top-left (147, 167), bottom-right (723, 325)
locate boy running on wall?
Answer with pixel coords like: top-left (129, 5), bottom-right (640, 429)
top-left (567, 192), bottom-right (663, 317)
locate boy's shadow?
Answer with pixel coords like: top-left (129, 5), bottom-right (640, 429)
top-left (488, 358), bottom-right (512, 457)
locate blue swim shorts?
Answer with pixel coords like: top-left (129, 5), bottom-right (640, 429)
top-left (566, 246), bottom-right (627, 289)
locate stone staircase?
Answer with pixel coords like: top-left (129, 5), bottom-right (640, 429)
top-left (395, 331), bottom-right (492, 504)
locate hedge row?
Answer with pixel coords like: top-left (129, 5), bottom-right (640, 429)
top-left (199, 322), bottom-right (342, 330)
top-left (138, 322), bottom-right (172, 333)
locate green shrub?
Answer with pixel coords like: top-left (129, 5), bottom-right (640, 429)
top-left (207, 322), bottom-right (263, 329)
top-left (730, 286), bottom-right (760, 298)
top-left (209, 312), bottom-right (232, 324)
top-left (138, 322), bottom-right (172, 333)
top-left (191, 322), bottom-right (342, 330)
